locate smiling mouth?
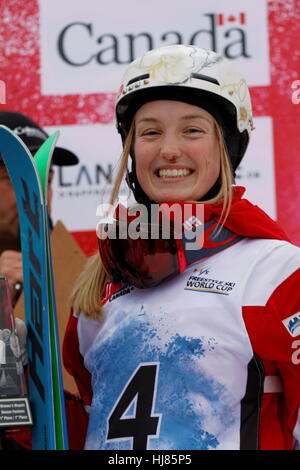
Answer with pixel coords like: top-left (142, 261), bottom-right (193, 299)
top-left (157, 168), bottom-right (193, 178)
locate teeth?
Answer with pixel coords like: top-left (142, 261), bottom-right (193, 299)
top-left (158, 169), bottom-right (192, 178)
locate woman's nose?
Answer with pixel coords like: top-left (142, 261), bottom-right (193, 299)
top-left (159, 136), bottom-right (182, 161)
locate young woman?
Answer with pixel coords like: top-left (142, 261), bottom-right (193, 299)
top-left (63, 45), bottom-right (300, 450)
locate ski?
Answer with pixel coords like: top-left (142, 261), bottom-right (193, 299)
top-left (0, 125), bottom-right (68, 450)
top-left (34, 136), bottom-right (68, 450)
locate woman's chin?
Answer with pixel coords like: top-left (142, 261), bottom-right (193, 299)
top-left (149, 192), bottom-right (194, 204)
top-left (146, 184), bottom-right (201, 203)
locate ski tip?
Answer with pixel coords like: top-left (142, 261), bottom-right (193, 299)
top-left (0, 125), bottom-right (33, 159)
top-left (34, 131), bottom-right (60, 169)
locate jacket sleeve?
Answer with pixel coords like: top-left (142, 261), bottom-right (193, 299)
top-left (243, 262), bottom-right (300, 449)
top-left (270, 267), bottom-right (300, 449)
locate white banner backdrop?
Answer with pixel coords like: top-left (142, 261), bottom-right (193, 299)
top-left (38, 0), bottom-right (276, 236)
top-left (40, 0), bottom-right (270, 95)
top-left (48, 115), bottom-right (276, 232)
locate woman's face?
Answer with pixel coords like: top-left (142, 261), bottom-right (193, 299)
top-left (134, 100), bottom-right (221, 203)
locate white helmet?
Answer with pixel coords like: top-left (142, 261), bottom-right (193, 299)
top-left (116, 45), bottom-right (254, 172)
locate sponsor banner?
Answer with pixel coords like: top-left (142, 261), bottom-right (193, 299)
top-left (49, 115), bottom-right (276, 232)
top-left (39, 0), bottom-right (270, 96)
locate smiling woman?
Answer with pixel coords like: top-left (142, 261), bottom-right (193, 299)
top-left (134, 101), bottom-right (221, 203)
top-left (64, 45), bottom-right (300, 451)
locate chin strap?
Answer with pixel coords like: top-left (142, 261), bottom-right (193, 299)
top-left (126, 155), bottom-right (155, 206)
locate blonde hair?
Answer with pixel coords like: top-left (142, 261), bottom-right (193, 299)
top-left (70, 119), bottom-right (234, 319)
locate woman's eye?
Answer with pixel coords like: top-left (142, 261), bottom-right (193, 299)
top-left (186, 128), bottom-right (204, 134)
top-left (142, 130), bottom-right (159, 136)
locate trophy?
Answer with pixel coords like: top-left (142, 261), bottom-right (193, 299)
top-left (0, 276), bottom-right (33, 429)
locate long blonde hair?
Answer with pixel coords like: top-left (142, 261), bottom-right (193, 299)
top-left (70, 119), bottom-right (234, 319)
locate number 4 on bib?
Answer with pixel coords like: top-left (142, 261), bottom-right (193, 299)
top-left (107, 363), bottom-right (161, 450)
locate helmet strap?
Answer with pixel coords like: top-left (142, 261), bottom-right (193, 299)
top-left (126, 156), bottom-right (154, 206)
